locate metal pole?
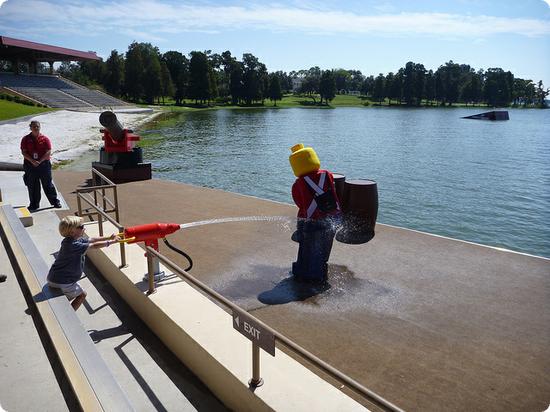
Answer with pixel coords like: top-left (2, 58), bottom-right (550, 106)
top-left (249, 343), bottom-right (264, 387)
top-left (153, 257), bottom-right (161, 277)
top-left (77, 194), bottom-right (82, 217)
top-left (77, 192), bottom-right (122, 229)
top-left (119, 226), bottom-right (127, 268)
top-left (101, 187), bottom-right (106, 212)
top-left (92, 168), bottom-right (98, 186)
top-left (113, 187), bottom-right (120, 223)
top-left (98, 209), bottom-right (104, 237)
top-left (147, 252), bottom-right (155, 294)
top-left (143, 243), bottom-right (165, 283)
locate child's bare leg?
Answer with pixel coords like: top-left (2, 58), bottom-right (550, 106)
top-left (71, 291), bottom-right (87, 310)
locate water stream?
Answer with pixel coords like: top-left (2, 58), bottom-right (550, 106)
top-left (178, 215), bottom-right (294, 230)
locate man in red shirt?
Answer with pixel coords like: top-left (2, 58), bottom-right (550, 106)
top-left (20, 120), bottom-right (61, 211)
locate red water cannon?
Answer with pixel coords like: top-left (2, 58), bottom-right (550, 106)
top-left (102, 128), bottom-right (140, 153)
top-left (99, 110), bottom-right (140, 153)
top-left (94, 111), bottom-right (151, 184)
top-left (122, 222), bottom-right (181, 251)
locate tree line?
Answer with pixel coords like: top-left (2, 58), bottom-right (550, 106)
top-left (366, 61), bottom-right (548, 108)
top-left (49, 42), bottom-right (548, 108)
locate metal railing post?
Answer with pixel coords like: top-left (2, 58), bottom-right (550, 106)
top-left (98, 210), bottom-right (104, 237)
top-left (101, 187), bottom-right (107, 212)
top-left (77, 194), bottom-right (82, 217)
top-left (249, 343), bottom-right (264, 387)
top-left (76, 170), bottom-right (125, 267)
top-left (147, 251), bottom-right (156, 294)
top-left (119, 226), bottom-right (127, 268)
top-left (113, 187), bottom-right (120, 222)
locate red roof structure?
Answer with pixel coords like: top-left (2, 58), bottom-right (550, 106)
top-left (0, 35), bottom-right (100, 62)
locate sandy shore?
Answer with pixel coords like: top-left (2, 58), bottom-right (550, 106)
top-left (0, 109), bottom-right (161, 164)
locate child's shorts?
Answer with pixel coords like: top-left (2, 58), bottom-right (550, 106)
top-left (47, 280), bottom-right (84, 300)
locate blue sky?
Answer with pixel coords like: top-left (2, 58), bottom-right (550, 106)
top-left (1, 0), bottom-right (549, 85)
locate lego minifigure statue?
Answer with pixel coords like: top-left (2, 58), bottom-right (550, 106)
top-left (289, 144), bottom-right (341, 283)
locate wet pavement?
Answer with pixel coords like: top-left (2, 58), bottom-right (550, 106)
top-left (52, 170), bottom-right (550, 412)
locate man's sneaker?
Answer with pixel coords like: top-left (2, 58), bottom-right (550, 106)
top-left (53, 201), bottom-right (62, 208)
top-left (0, 274), bottom-right (7, 283)
top-left (28, 205), bottom-right (39, 212)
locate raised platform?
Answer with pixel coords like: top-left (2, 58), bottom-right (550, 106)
top-left (52, 170), bottom-right (550, 412)
top-left (91, 161), bottom-right (152, 184)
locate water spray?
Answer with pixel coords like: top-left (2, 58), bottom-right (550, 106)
top-left (179, 215), bottom-right (293, 230)
top-left (115, 216), bottom-right (294, 282)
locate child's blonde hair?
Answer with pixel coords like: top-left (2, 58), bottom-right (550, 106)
top-left (59, 216), bottom-right (83, 237)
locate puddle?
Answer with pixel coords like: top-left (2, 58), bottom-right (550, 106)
top-left (177, 215), bottom-right (406, 315)
top-left (211, 263), bottom-right (404, 315)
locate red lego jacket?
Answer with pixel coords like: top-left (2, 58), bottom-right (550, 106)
top-left (292, 169), bottom-right (341, 219)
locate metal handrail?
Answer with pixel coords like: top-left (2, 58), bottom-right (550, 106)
top-left (90, 167), bottom-right (113, 186)
top-left (90, 168), bottom-right (120, 223)
top-left (76, 168), bottom-right (126, 267)
top-left (76, 184), bottom-right (116, 192)
top-left (78, 192), bottom-right (122, 229)
top-left (145, 246), bottom-right (404, 412)
top-left (78, 187), bottom-right (116, 209)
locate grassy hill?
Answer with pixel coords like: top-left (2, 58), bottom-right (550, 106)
top-left (0, 99), bottom-right (54, 121)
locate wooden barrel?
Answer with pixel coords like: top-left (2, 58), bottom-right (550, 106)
top-left (335, 179), bottom-right (378, 244)
top-left (332, 173), bottom-right (345, 203)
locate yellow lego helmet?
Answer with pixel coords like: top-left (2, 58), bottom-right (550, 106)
top-left (289, 143), bottom-right (321, 177)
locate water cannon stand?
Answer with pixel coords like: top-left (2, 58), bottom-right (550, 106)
top-left (120, 222), bottom-right (183, 283)
top-left (91, 111), bottom-right (152, 184)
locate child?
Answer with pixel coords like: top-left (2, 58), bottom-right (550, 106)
top-left (47, 216), bottom-right (119, 310)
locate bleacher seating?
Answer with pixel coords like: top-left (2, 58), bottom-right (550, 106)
top-left (0, 72), bottom-right (130, 109)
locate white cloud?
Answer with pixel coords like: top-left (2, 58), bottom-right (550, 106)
top-left (0, 0), bottom-right (7, 8)
top-left (1, 1), bottom-right (550, 39)
top-left (542, 0), bottom-right (550, 7)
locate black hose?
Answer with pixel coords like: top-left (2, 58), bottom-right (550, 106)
top-left (163, 238), bottom-right (193, 271)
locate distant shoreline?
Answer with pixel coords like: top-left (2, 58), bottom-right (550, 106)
top-left (146, 92), bottom-right (548, 113)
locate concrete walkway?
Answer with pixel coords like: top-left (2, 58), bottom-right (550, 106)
top-left (0, 171), bottom-right (225, 411)
top-left (0, 226), bottom-right (68, 412)
top-left (49, 170), bottom-right (550, 412)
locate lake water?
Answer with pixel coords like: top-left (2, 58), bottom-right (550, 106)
top-left (106, 107), bottom-right (550, 258)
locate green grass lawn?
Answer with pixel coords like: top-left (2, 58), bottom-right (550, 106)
top-left (0, 99), bottom-right (54, 121)
top-left (262, 93), bottom-right (367, 108)
top-left (145, 94), bottom-right (370, 111)
top-left (137, 93), bottom-right (495, 112)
